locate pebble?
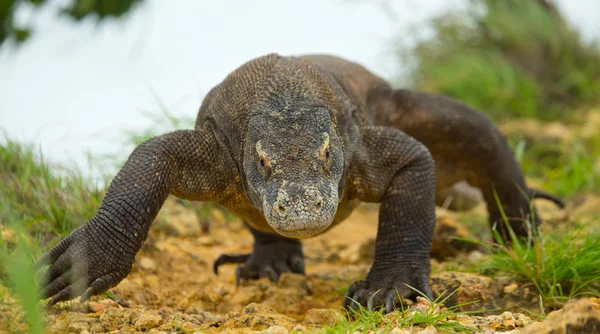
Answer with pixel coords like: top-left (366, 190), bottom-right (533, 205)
top-left (138, 257), bottom-right (157, 271)
top-left (67, 322), bottom-right (89, 333)
top-left (134, 311), bottom-right (163, 331)
top-left (304, 308), bottom-right (340, 326)
top-left (503, 283), bottom-right (518, 294)
top-left (264, 325), bottom-right (289, 334)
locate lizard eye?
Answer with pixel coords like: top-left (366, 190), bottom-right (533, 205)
top-left (259, 159), bottom-right (265, 167)
top-left (325, 149), bottom-right (330, 160)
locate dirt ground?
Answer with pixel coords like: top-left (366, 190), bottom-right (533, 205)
top-left (2, 116), bottom-right (600, 333)
top-left (2, 194), bottom-right (597, 333)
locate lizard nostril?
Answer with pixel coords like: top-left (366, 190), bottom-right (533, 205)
top-left (278, 204), bottom-right (286, 213)
top-left (315, 198), bottom-right (323, 210)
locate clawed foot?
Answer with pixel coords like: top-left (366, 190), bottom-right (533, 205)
top-left (343, 268), bottom-right (432, 314)
top-left (35, 225), bottom-right (134, 307)
top-left (213, 238), bottom-right (305, 285)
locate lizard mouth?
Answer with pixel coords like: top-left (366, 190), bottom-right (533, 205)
top-left (263, 202), bottom-right (337, 239)
top-left (273, 225), bottom-right (330, 239)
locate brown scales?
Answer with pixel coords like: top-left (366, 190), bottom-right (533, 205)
top-left (36, 54), bottom-right (563, 313)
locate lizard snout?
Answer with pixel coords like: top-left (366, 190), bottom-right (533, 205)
top-left (264, 183), bottom-right (336, 238)
top-left (274, 192), bottom-right (324, 215)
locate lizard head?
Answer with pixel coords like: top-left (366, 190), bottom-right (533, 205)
top-left (243, 106), bottom-right (345, 238)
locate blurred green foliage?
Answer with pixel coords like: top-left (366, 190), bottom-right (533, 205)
top-left (0, 134), bottom-right (103, 245)
top-left (0, 0), bottom-right (144, 46)
top-left (398, 0), bottom-right (600, 121)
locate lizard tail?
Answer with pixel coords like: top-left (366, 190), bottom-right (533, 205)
top-left (529, 188), bottom-right (566, 208)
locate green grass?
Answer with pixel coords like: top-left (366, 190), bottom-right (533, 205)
top-left (509, 132), bottom-right (600, 196)
top-left (0, 224), bottom-right (44, 334)
top-left (396, 0), bottom-right (600, 121)
top-left (324, 291), bottom-right (479, 333)
top-left (0, 135), bottom-right (100, 333)
top-left (0, 134), bottom-right (103, 243)
top-left (472, 218), bottom-right (600, 308)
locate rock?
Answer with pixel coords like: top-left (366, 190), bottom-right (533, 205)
top-left (134, 311), bottom-right (163, 331)
top-left (87, 298), bottom-right (118, 313)
top-left (197, 235), bottom-right (220, 246)
top-left (223, 303), bottom-right (296, 330)
top-left (467, 250), bottom-right (483, 263)
top-left (154, 199), bottom-right (201, 236)
top-left (278, 273), bottom-right (312, 294)
top-left (521, 298), bottom-right (600, 333)
top-left (430, 272), bottom-right (537, 314)
top-left (430, 217), bottom-right (478, 260)
top-left (263, 325), bottom-right (289, 334)
top-left (291, 324), bottom-right (308, 332)
top-left (243, 303), bottom-right (276, 315)
top-left (499, 311), bottom-right (517, 331)
top-left (503, 283), bottom-right (518, 294)
top-left (436, 181), bottom-right (482, 211)
top-left (88, 323), bottom-right (105, 333)
top-left (67, 322), bottom-right (89, 333)
top-left (304, 309), bottom-right (341, 326)
top-left (138, 257), bottom-right (157, 271)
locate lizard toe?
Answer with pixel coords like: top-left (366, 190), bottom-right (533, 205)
top-left (213, 253), bottom-right (251, 275)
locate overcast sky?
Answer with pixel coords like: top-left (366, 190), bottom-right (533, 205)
top-left (0, 0), bottom-right (598, 177)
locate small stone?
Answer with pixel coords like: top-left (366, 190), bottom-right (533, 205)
top-left (503, 283), bottom-right (518, 294)
top-left (521, 298), bottom-right (600, 333)
top-left (304, 308), bottom-right (341, 326)
top-left (135, 311), bottom-right (163, 331)
top-left (291, 324), bottom-right (307, 332)
top-left (138, 257), bottom-right (157, 271)
top-left (263, 325), bottom-right (289, 334)
top-left (500, 311), bottom-right (516, 330)
top-left (389, 328), bottom-right (411, 334)
top-left (148, 330), bottom-right (169, 334)
top-left (88, 323), bottom-right (104, 333)
top-left (243, 303), bottom-right (276, 315)
top-left (67, 322), bottom-right (89, 333)
top-left (467, 250), bottom-right (483, 262)
top-left (197, 235), bottom-right (220, 246)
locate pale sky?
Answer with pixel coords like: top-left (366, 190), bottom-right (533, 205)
top-left (0, 0), bottom-right (598, 178)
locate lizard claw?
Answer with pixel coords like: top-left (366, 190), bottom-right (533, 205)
top-left (213, 243), bottom-right (305, 284)
top-left (36, 225), bottom-right (134, 307)
top-left (343, 265), bottom-right (432, 315)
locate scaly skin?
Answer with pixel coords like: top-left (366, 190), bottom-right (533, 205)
top-left (37, 54), bottom-right (563, 312)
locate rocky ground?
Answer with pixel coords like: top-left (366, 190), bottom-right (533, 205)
top-left (1, 194), bottom-right (599, 333)
top-left (1, 116), bottom-right (600, 333)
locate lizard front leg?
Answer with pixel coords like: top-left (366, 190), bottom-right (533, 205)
top-left (35, 128), bottom-right (237, 306)
top-left (344, 126), bottom-right (436, 313)
top-left (213, 223), bottom-right (305, 284)
top-left (371, 88), bottom-right (564, 242)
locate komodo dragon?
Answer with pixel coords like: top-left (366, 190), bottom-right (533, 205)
top-left (36, 54), bottom-right (564, 312)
